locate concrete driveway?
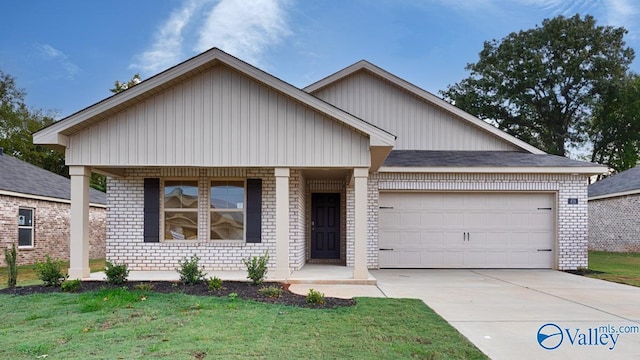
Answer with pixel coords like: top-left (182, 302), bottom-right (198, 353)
top-left (371, 269), bottom-right (640, 360)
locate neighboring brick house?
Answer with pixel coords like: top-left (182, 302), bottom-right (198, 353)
top-left (0, 149), bottom-right (106, 266)
top-left (33, 48), bottom-right (606, 280)
top-left (588, 166), bottom-right (640, 252)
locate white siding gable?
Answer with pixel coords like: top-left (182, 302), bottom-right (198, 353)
top-left (311, 71), bottom-right (520, 151)
top-left (67, 65), bottom-right (370, 167)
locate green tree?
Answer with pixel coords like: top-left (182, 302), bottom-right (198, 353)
top-left (441, 14), bottom-right (634, 156)
top-left (0, 70), bottom-right (67, 176)
top-left (590, 73), bottom-right (640, 173)
top-left (110, 73), bottom-right (141, 93)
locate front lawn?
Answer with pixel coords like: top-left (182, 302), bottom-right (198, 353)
top-left (0, 289), bottom-right (487, 359)
top-left (587, 251), bottom-right (640, 287)
top-left (0, 259), bottom-right (105, 289)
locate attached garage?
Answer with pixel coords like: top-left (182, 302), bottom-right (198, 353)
top-left (378, 192), bottom-right (556, 269)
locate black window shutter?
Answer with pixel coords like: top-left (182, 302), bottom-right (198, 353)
top-left (246, 179), bottom-right (262, 243)
top-left (144, 178), bottom-right (160, 243)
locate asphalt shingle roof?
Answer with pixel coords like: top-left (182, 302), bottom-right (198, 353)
top-left (588, 166), bottom-right (640, 198)
top-left (383, 150), bottom-right (601, 168)
top-left (0, 152), bottom-right (107, 204)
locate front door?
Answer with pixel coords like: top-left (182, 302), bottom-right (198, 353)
top-left (311, 193), bottom-right (340, 259)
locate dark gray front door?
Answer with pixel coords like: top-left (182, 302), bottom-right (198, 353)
top-left (311, 193), bottom-right (340, 259)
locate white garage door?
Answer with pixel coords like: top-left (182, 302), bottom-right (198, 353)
top-left (378, 192), bottom-right (555, 268)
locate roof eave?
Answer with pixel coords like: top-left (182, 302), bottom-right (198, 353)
top-left (378, 165), bottom-right (608, 175)
top-left (588, 189), bottom-right (640, 201)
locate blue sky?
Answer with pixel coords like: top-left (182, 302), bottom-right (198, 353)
top-left (1, 0), bottom-right (639, 119)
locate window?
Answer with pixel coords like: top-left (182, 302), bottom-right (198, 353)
top-left (210, 181), bottom-right (245, 240)
top-left (18, 208), bottom-right (34, 247)
top-left (164, 180), bottom-right (199, 240)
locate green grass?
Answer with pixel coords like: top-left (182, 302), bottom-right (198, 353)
top-left (0, 290), bottom-right (487, 359)
top-left (0, 259), bottom-right (105, 289)
top-left (587, 251), bottom-right (640, 287)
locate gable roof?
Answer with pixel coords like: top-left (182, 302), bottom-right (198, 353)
top-left (34, 48), bottom-right (395, 153)
top-left (382, 150), bottom-right (606, 174)
top-left (588, 166), bottom-right (640, 200)
top-left (304, 60), bottom-right (544, 154)
top-left (0, 151), bottom-right (106, 205)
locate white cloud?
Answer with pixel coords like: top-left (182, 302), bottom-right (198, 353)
top-left (195, 0), bottom-right (291, 66)
top-left (604, 0), bottom-right (638, 27)
top-left (130, 0), bottom-right (213, 75)
top-left (36, 43), bottom-right (80, 80)
top-left (131, 0), bottom-right (291, 75)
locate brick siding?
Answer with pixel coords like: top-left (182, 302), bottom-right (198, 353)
top-left (589, 194), bottom-right (640, 252)
top-left (106, 168), bottom-right (276, 271)
top-left (0, 194), bottom-right (106, 266)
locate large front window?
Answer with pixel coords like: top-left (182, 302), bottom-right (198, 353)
top-left (210, 181), bottom-right (245, 240)
top-left (164, 180), bottom-right (198, 240)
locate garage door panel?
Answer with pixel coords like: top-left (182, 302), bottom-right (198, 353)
top-left (379, 192), bottom-right (555, 269)
top-left (421, 212), bottom-right (444, 226)
top-left (400, 211), bottom-right (422, 227)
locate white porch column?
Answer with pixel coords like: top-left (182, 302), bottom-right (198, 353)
top-left (68, 165), bottom-right (91, 279)
top-left (353, 167), bottom-right (369, 279)
top-left (272, 168), bottom-right (290, 279)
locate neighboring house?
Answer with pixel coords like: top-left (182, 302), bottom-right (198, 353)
top-left (588, 166), bottom-right (640, 252)
top-left (0, 149), bottom-right (107, 266)
top-left (33, 48), bottom-right (606, 279)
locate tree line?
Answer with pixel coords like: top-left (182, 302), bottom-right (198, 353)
top-left (441, 14), bottom-right (639, 174)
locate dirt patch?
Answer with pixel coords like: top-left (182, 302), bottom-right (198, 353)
top-left (0, 281), bottom-right (355, 309)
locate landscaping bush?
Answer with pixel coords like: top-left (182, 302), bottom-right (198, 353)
top-left (61, 279), bottom-right (82, 292)
top-left (104, 260), bottom-right (130, 285)
top-left (306, 288), bottom-right (325, 305)
top-left (177, 255), bottom-right (207, 285)
top-left (208, 276), bottom-right (223, 291)
top-left (242, 250), bottom-right (269, 285)
top-left (35, 255), bottom-right (67, 286)
top-left (4, 244), bottom-right (18, 288)
top-left (258, 285), bottom-right (283, 298)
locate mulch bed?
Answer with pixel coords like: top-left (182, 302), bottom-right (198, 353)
top-left (0, 281), bottom-right (355, 309)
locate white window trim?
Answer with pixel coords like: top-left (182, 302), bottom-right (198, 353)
top-left (161, 178), bottom-right (199, 242)
top-left (209, 179), bottom-right (247, 242)
top-left (18, 207), bottom-right (34, 248)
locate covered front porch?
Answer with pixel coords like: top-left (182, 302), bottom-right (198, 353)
top-left (68, 166), bottom-right (373, 281)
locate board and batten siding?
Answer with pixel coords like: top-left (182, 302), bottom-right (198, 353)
top-left (311, 71), bottom-right (520, 152)
top-left (66, 65), bottom-right (370, 167)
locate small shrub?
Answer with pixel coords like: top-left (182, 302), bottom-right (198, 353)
top-left (306, 288), bottom-right (325, 305)
top-left (228, 292), bottom-right (238, 300)
top-left (177, 255), bottom-right (207, 285)
top-left (258, 285), bottom-right (283, 298)
top-left (104, 260), bottom-right (129, 285)
top-left (35, 255), bottom-right (67, 286)
top-left (61, 279), bottom-right (82, 292)
top-left (4, 244), bottom-right (18, 288)
top-left (208, 276), bottom-right (223, 291)
top-left (242, 250), bottom-right (269, 285)
top-left (134, 283), bottom-right (155, 292)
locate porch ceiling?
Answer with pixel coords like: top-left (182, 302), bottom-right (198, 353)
top-left (302, 169), bottom-right (350, 181)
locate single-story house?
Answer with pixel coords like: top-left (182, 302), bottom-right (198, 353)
top-left (588, 166), bottom-right (640, 252)
top-left (0, 148), bottom-right (106, 266)
top-left (33, 48), bottom-right (606, 279)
